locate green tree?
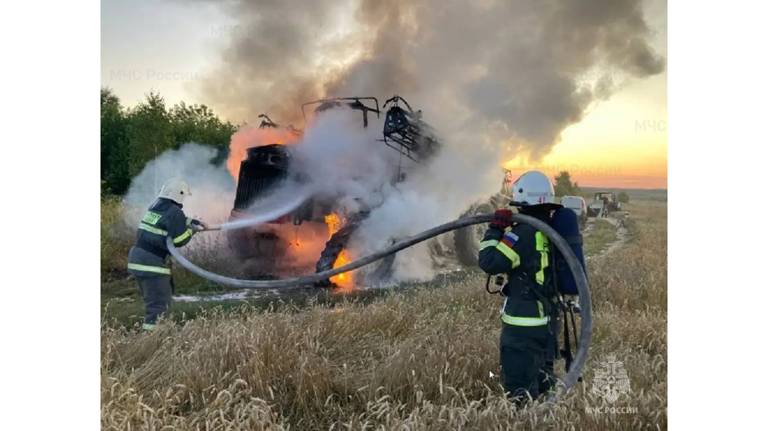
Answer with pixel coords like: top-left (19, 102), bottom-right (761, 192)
top-left (125, 92), bottom-right (175, 182)
top-left (101, 88), bottom-right (237, 196)
top-left (101, 88), bottom-right (131, 194)
top-left (169, 102), bottom-right (237, 164)
top-left (553, 171), bottom-right (581, 196)
top-left (170, 102), bottom-right (237, 148)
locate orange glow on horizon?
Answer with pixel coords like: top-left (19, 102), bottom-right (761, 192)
top-left (501, 156), bottom-right (667, 189)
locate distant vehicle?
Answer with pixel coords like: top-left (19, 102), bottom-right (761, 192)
top-left (587, 191), bottom-right (622, 218)
top-left (560, 195), bottom-right (587, 226)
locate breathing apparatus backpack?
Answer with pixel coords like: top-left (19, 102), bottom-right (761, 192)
top-left (549, 206), bottom-right (587, 376)
top-left (550, 207), bottom-right (586, 295)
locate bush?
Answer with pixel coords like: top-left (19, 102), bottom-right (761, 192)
top-left (101, 196), bottom-right (134, 281)
top-left (618, 191), bottom-right (630, 203)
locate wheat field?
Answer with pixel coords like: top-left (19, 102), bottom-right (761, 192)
top-left (101, 201), bottom-right (667, 430)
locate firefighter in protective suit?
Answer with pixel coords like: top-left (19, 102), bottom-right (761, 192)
top-left (127, 178), bottom-right (207, 330)
top-left (478, 171), bottom-right (560, 402)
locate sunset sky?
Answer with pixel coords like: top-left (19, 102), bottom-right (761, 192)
top-left (505, 70), bottom-right (667, 188)
top-left (102, 0), bottom-right (667, 189)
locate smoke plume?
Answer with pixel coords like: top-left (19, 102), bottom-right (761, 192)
top-left (199, 0), bottom-right (664, 155)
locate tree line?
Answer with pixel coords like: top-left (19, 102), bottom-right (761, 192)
top-left (553, 171), bottom-right (629, 203)
top-left (101, 88), bottom-right (237, 195)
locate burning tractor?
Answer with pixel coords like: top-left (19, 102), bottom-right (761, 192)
top-left (227, 96), bottom-right (448, 287)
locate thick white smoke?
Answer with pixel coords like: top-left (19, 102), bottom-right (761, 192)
top-left (122, 144), bottom-right (317, 233)
top-left (290, 109), bottom-right (398, 211)
top-left (217, 180), bottom-right (312, 230)
top-left (352, 137), bottom-right (502, 282)
top-left (122, 143), bottom-right (235, 227)
top-left (287, 108), bottom-right (503, 283)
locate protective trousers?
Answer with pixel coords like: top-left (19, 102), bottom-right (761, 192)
top-left (499, 317), bottom-right (558, 401)
top-left (136, 275), bottom-right (173, 327)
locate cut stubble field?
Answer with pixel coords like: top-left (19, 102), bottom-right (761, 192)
top-left (101, 201), bottom-right (667, 430)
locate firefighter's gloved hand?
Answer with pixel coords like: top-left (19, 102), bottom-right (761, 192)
top-left (490, 209), bottom-right (513, 230)
top-left (190, 219), bottom-right (208, 232)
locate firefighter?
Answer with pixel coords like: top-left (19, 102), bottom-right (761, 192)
top-left (127, 178), bottom-right (207, 330)
top-left (478, 170), bottom-right (560, 403)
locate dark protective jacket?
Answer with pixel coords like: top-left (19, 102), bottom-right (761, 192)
top-left (478, 218), bottom-right (555, 327)
top-left (127, 198), bottom-right (194, 277)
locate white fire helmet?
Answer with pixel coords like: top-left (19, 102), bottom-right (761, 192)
top-left (158, 178), bottom-right (191, 204)
top-left (511, 170), bottom-right (555, 206)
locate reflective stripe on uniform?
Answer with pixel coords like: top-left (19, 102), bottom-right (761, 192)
top-left (127, 263), bottom-right (171, 275)
top-left (498, 233), bottom-right (550, 328)
top-left (495, 241), bottom-right (521, 268)
top-left (479, 239), bottom-right (499, 251)
top-left (535, 231), bottom-right (549, 285)
top-left (142, 323), bottom-right (156, 331)
top-left (141, 211), bottom-right (162, 225)
top-left (138, 222), bottom-right (168, 236)
top-left (499, 295), bottom-right (550, 327)
top-left (501, 313), bottom-right (549, 327)
top-left (173, 228), bottom-right (193, 244)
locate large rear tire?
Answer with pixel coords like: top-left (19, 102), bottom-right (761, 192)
top-left (315, 222), bottom-right (357, 287)
top-left (453, 202), bottom-right (493, 266)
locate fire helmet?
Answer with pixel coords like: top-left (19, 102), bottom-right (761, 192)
top-left (511, 170), bottom-right (555, 206)
top-left (158, 178), bottom-right (191, 204)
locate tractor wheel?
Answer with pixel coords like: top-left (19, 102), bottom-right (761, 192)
top-left (454, 202), bottom-right (494, 267)
top-left (315, 222), bottom-right (358, 287)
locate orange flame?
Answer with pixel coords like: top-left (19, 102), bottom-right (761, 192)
top-left (226, 126), bottom-right (300, 179)
top-left (324, 213), bottom-right (355, 290)
top-left (330, 249), bottom-right (353, 291)
top-left (324, 213), bottom-right (343, 236)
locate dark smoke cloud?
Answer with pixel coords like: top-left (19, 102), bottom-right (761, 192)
top-left (198, 0), bottom-right (349, 125)
top-left (198, 0), bottom-right (665, 156)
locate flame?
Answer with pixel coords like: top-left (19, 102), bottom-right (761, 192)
top-left (226, 126), bottom-right (300, 179)
top-left (324, 213), bottom-right (355, 290)
top-left (330, 249), bottom-right (354, 291)
top-left (324, 213), bottom-right (343, 237)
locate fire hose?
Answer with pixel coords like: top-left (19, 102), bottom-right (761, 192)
top-left (166, 213), bottom-right (592, 402)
